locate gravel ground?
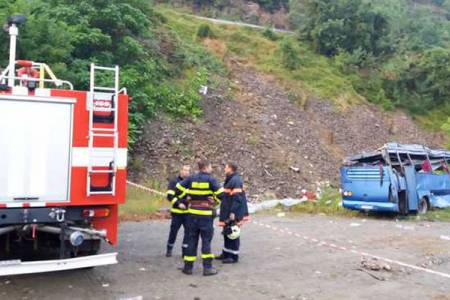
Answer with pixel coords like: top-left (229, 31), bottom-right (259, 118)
top-left (1, 214), bottom-right (450, 300)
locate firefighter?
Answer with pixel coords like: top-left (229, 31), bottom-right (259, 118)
top-left (216, 162), bottom-right (248, 264)
top-left (175, 160), bottom-right (224, 276)
top-left (165, 165), bottom-right (191, 258)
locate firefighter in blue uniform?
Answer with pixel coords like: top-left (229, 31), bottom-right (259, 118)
top-left (165, 165), bottom-right (191, 257)
top-left (175, 160), bottom-right (224, 276)
top-left (217, 162), bottom-right (248, 263)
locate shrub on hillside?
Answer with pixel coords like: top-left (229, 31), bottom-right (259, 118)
top-left (279, 37), bottom-right (300, 70)
top-left (197, 23), bottom-right (215, 38)
top-left (262, 26), bottom-right (278, 41)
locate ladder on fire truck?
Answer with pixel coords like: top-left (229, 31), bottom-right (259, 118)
top-left (87, 63), bottom-right (120, 196)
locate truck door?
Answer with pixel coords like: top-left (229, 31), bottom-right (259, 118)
top-left (0, 96), bottom-right (74, 204)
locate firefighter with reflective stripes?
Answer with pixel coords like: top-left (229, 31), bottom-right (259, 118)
top-left (175, 160), bottom-right (224, 276)
top-left (217, 162), bottom-right (248, 264)
top-left (165, 165), bottom-right (191, 258)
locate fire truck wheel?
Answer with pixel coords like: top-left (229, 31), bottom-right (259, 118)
top-left (418, 197), bottom-right (429, 215)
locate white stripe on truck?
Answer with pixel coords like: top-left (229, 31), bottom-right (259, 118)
top-left (72, 147), bottom-right (127, 168)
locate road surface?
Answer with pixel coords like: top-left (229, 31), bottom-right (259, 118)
top-left (1, 214), bottom-right (450, 300)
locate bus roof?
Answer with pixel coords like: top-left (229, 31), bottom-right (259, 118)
top-left (346, 143), bottom-right (450, 163)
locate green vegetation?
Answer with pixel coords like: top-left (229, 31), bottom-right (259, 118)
top-left (289, 0), bottom-right (450, 138)
top-left (278, 37), bottom-right (301, 70)
top-left (166, 0), bottom-right (289, 12)
top-left (120, 184), bottom-right (165, 219)
top-left (196, 23), bottom-right (215, 38)
top-left (0, 0), bottom-right (223, 148)
top-left (262, 26), bottom-right (279, 41)
top-left (161, 8), bottom-right (361, 106)
top-left (420, 208), bottom-right (450, 222)
top-left (289, 187), bottom-right (357, 216)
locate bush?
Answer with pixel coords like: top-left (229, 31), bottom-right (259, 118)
top-left (197, 23), bottom-right (215, 38)
top-left (278, 37), bottom-right (300, 70)
top-left (262, 26), bottom-right (278, 41)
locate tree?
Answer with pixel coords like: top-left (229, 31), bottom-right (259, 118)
top-left (384, 48), bottom-right (450, 112)
top-left (293, 0), bottom-right (390, 57)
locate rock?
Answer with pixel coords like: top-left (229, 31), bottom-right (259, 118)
top-left (290, 166), bottom-right (300, 172)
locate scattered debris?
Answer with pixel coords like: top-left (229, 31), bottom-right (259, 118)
top-left (395, 224), bottom-right (415, 231)
top-left (120, 296), bottom-right (143, 300)
top-left (350, 223), bottom-right (361, 227)
top-left (361, 257), bottom-right (392, 272)
top-left (421, 255), bottom-right (445, 268)
top-left (356, 268), bottom-right (386, 281)
top-left (199, 85), bottom-right (208, 95)
top-left (440, 235), bottom-right (450, 241)
top-left (247, 198), bottom-right (307, 213)
top-left (102, 283), bottom-right (110, 288)
top-left (289, 166), bottom-right (300, 173)
top-left (277, 212), bottom-right (286, 217)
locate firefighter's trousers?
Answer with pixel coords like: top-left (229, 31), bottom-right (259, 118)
top-left (167, 213), bottom-right (189, 256)
top-left (184, 214), bottom-right (214, 269)
top-left (223, 234), bottom-right (240, 261)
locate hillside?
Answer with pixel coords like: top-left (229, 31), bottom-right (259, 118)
top-left (1, 1), bottom-right (447, 200)
top-left (130, 10), bottom-right (445, 199)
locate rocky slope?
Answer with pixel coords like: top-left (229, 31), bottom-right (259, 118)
top-left (131, 60), bottom-right (443, 199)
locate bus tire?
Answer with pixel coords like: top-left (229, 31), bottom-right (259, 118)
top-left (398, 191), bottom-right (408, 216)
top-left (418, 197), bottom-right (429, 215)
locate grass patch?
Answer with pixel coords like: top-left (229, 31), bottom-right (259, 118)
top-left (120, 183), bottom-right (165, 219)
top-left (411, 208), bottom-right (450, 222)
top-left (158, 7), bottom-right (362, 108)
top-left (289, 187), bottom-right (357, 217)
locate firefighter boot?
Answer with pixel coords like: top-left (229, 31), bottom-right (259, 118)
top-left (165, 247), bottom-right (172, 258)
top-left (214, 253), bottom-right (225, 260)
top-left (182, 262), bottom-right (193, 275)
top-left (222, 257), bottom-right (238, 264)
top-left (203, 267), bottom-right (218, 276)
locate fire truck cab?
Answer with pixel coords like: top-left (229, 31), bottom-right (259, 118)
top-left (0, 16), bottom-right (129, 276)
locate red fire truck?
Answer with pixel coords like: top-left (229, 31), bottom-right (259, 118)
top-left (0, 16), bottom-right (129, 275)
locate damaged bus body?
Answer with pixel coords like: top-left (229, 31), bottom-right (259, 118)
top-left (340, 143), bottom-right (450, 215)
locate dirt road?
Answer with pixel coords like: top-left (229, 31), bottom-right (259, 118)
top-left (1, 214), bottom-right (450, 300)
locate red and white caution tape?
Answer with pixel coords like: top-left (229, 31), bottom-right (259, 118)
top-left (126, 181), bottom-right (165, 196)
top-left (251, 220), bottom-right (450, 280)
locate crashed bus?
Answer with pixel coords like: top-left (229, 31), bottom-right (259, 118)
top-left (340, 143), bottom-right (450, 215)
top-left (0, 16), bottom-right (129, 275)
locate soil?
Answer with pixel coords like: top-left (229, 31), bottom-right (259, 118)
top-left (131, 61), bottom-right (442, 200)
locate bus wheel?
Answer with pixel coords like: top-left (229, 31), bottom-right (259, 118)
top-left (398, 191), bottom-right (408, 216)
top-left (418, 198), bottom-right (429, 215)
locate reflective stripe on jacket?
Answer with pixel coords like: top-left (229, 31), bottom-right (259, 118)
top-left (219, 172), bottom-right (248, 222)
top-left (167, 176), bottom-right (188, 214)
top-left (175, 172), bottom-right (224, 216)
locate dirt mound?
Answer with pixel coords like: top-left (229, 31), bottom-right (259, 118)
top-left (131, 62), bottom-right (442, 199)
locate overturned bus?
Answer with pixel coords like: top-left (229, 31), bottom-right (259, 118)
top-left (340, 143), bottom-right (450, 215)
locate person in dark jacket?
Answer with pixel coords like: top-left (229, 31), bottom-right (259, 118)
top-left (175, 160), bottom-right (224, 276)
top-left (165, 165), bottom-right (191, 257)
top-left (217, 162), bottom-right (248, 264)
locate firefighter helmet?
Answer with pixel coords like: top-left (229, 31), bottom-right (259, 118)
top-left (227, 224), bottom-right (240, 240)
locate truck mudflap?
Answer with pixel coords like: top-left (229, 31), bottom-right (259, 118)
top-left (0, 252), bottom-right (117, 276)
